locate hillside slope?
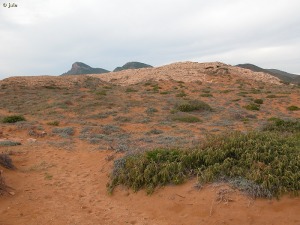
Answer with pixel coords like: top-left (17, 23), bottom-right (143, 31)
top-left (236, 63), bottom-right (300, 84)
top-left (113, 61), bottom-right (153, 72)
top-left (62, 62), bottom-right (109, 75)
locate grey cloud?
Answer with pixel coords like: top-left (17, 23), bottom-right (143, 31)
top-left (1, 0), bottom-right (300, 79)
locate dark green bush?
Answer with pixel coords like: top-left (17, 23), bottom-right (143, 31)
top-left (160, 91), bottom-right (170, 95)
top-left (95, 90), bottom-right (107, 96)
top-left (47, 121), bottom-right (60, 126)
top-left (0, 154), bottom-right (15, 169)
top-left (0, 140), bottom-right (21, 147)
top-left (200, 93), bottom-right (213, 97)
top-left (125, 88), bottom-right (138, 93)
top-left (244, 103), bottom-right (260, 111)
top-left (175, 100), bottom-right (212, 112)
top-left (2, 115), bottom-right (26, 123)
top-left (254, 99), bottom-right (263, 104)
top-left (287, 105), bottom-right (299, 111)
top-left (108, 129), bottom-right (300, 197)
top-left (146, 129), bottom-right (164, 135)
top-left (176, 91), bottom-right (187, 97)
top-left (263, 118), bottom-right (300, 133)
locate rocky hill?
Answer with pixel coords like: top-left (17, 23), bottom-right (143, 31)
top-left (91, 61), bottom-right (281, 86)
top-left (1, 61), bottom-right (282, 88)
top-left (113, 62), bottom-right (153, 72)
top-left (61, 62), bottom-right (109, 75)
top-left (236, 63), bottom-right (300, 84)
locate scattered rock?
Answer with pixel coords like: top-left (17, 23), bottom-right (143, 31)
top-left (27, 138), bottom-right (37, 143)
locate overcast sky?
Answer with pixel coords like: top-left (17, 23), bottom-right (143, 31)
top-left (1, 0), bottom-right (300, 79)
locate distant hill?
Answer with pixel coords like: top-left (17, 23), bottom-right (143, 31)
top-left (113, 62), bottom-right (153, 72)
top-left (236, 64), bottom-right (300, 84)
top-left (62, 62), bottom-right (109, 75)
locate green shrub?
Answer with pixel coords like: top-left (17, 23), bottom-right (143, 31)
top-left (108, 130), bottom-right (300, 197)
top-left (263, 118), bottom-right (300, 133)
top-left (200, 93), bottom-right (213, 97)
top-left (160, 91), bottom-right (170, 95)
top-left (287, 105), bottom-right (299, 111)
top-left (145, 107), bottom-right (158, 114)
top-left (95, 90), bottom-right (107, 96)
top-left (176, 91), bottom-right (187, 97)
top-left (266, 95), bottom-right (277, 98)
top-left (2, 115), bottom-right (26, 123)
top-left (47, 121), bottom-right (60, 126)
top-left (146, 129), bottom-right (164, 135)
top-left (0, 154), bottom-right (15, 169)
top-left (254, 99), bottom-right (263, 104)
top-left (171, 115), bottom-right (201, 123)
top-left (0, 140), bottom-right (21, 147)
top-left (175, 100), bottom-right (212, 112)
top-left (244, 103), bottom-right (260, 111)
top-left (220, 90), bottom-right (233, 94)
top-left (201, 89), bottom-right (211, 93)
top-left (152, 85), bottom-right (160, 92)
top-left (125, 88), bottom-right (138, 93)
top-left (52, 127), bottom-right (75, 138)
top-left (114, 116), bottom-right (131, 122)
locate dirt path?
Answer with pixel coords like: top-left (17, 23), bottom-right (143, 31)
top-left (1, 141), bottom-right (300, 225)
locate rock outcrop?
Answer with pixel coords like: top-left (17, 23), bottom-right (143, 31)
top-left (61, 62), bottom-right (109, 75)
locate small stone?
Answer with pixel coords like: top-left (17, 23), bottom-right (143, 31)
top-left (27, 138), bottom-right (37, 143)
top-left (9, 191), bottom-right (15, 196)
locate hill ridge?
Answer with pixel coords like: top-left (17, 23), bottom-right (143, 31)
top-left (61, 62), bottom-right (109, 76)
top-left (236, 63), bottom-right (300, 84)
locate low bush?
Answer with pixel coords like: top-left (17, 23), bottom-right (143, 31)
top-left (146, 129), bottom-right (164, 135)
top-left (108, 128), bottom-right (300, 198)
top-left (287, 105), bottom-right (299, 111)
top-left (125, 88), bottom-right (138, 93)
top-left (200, 93), bottom-right (213, 97)
top-left (160, 91), bottom-right (170, 95)
top-left (263, 118), bottom-right (300, 133)
top-left (175, 100), bottom-right (212, 112)
top-left (114, 116), bottom-right (131, 122)
top-left (266, 95), bottom-right (277, 98)
top-left (47, 121), bottom-right (60, 126)
top-left (244, 103), bottom-right (260, 111)
top-left (145, 107), bottom-right (158, 114)
top-left (95, 90), bottom-right (107, 96)
top-left (176, 91), bottom-right (187, 97)
top-left (2, 115), bottom-right (26, 123)
top-left (254, 99), bottom-right (263, 104)
top-left (0, 140), bottom-right (21, 147)
top-left (52, 127), bottom-right (75, 138)
top-left (0, 154), bottom-right (15, 169)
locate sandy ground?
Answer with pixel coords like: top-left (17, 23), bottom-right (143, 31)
top-left (1, 138), bottom-right (300, 225)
